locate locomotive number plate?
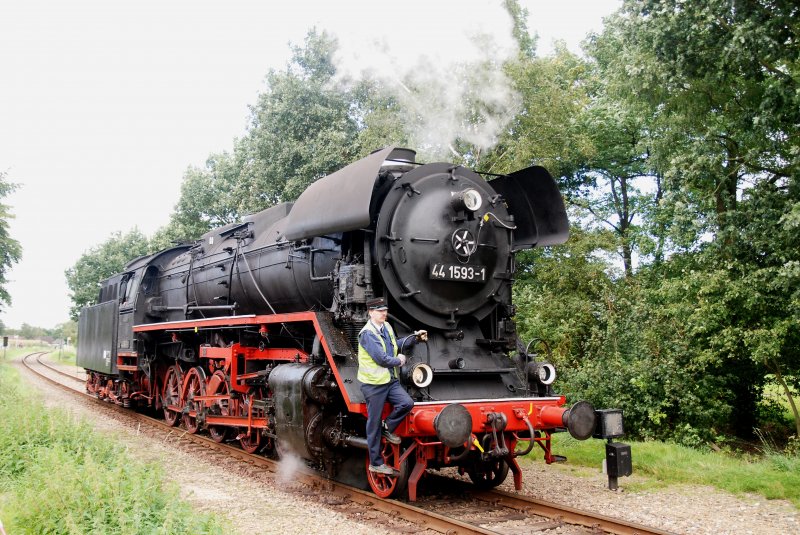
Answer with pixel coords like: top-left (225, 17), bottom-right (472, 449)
top-left (430, 263), bottom-right (487, 282)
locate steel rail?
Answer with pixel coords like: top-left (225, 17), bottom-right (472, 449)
top-left (33, 352), bottom-right (86, 383)
top-left (20, 353), bottom-right (674, 535)
top-left (471, 486), bottom-right (674, 535)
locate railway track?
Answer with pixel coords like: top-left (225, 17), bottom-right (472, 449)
top-left (28, 351), bottom-right (87, 383)
top-left (20, 352), bottom-right (674, 535)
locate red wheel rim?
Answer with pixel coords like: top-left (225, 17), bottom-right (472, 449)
top-left (182, 367), bottom-right (206, 434)
top-left (366, 441), bottom-right (409, 499)
top-left (162, 366), bottom-right (182, 427)
top-left (104, 379), bottom-right (114, 401)
top-left (238, 391), bottom-right (263, 453)
top-left (86, 373), bottom-right (99, 395)
top-left (208, 371), bottom-right (231, 443)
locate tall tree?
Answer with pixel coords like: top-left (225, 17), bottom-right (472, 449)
top-left (573, 35), bottom-right (667, 276)
top-left (350, 78), bottom-right (410, 158)
top-left (587, 0), bottom-right (800, 438)
top-left (572, 95), bottom-right (660, 276)
top-left (160, 151), bottom-right (245, 243)
top-left (238, 29), bottom-right (361, 208)
top-left (164, 29), bottom-right (366, 238)
top-left (595, 0), bottom-right (799, 239)
top-left (0, 171), bottom-right (22, 311)
top-left (484, 44), bottom-right (595, 181)
top-left (52, 320), bottom-right (78, 344)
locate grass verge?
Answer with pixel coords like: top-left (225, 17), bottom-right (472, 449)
top-left (0, 358), bottom-right (224, 534)
top-left (52, 345), bottom-right (77, 366)
top-left (522, 432), bottom-right (800, 508)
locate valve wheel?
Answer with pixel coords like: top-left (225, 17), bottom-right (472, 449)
top-left (365, 441), bottom-right (409, 499)
top-left (452, 228), bottom-right (477, 256)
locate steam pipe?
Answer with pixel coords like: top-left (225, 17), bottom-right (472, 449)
top-left (323, 426), bottom-right (368, 450)
top-left (447, 443), bottom-right (472, 463)
top-left (512, 415), bottom-right (536, 457)
top-left (159, 305), bottom-right (238, 312)
top-left (363, 232), bottom-right (373, 299)
top-left (342, 435), bottom-right (369, 450)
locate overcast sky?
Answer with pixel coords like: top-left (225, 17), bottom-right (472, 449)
top-left (0, 0), bottom-right (621, 330)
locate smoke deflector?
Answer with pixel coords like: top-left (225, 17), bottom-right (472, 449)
top-left (488, 166), bottom-right (569, 250)
top-left (283, 147), bottom-right (396, 241)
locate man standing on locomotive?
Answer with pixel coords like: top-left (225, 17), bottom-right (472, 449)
top-left (358, 297), bottom-right (427, 475)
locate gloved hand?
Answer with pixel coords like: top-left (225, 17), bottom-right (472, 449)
top-left (414, 330), bottom-right (428, 342)
top-left (397, 353), bottom-right (407, 366)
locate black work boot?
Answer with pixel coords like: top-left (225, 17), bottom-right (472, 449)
top-left (381, 423), bottom-right (401, 445)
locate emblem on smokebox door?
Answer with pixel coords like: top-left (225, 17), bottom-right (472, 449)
top-left (451, 228), bottom-right (477, 256)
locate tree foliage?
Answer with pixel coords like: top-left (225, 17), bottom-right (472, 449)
top-left (61, 2), bottom-right (800, 446)
top-left (514, 225), bottom-right (615, 370)
top-left (238, 30), bottom-right (363, 206)
top-left (511, 0), bottom-right (799, 443)
top-left (594, 0), bottom-right (799, 231)
top-left (3, 320), bottom-right (77, 343)
top-left (157, 151), bottom-right (245, 243)
top-left (162, 30), bottom-right (375, 240)
top-left (572, 92), bottom-right (662, 276)
top-left (567, 0), bottom-right (800, 440)
top-left (64, 230), bottom-right (152, 320)
top-left (0, 171), bottom-right (22, 311)
top-left (485, 44), bottom-right (595, 179)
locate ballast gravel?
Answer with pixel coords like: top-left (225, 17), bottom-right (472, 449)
top-left (19, 358), bottom-right (799, 535)
top-left (493, 463), bottom-right (798, 535)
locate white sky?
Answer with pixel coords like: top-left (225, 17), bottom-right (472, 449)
top-left (0, 0), bottom-right (621, 330)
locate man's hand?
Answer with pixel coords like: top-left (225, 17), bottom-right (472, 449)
top-left (397, 353), bottom-right (407, 366)
top-left (414, 330), bottom-right (428, 342)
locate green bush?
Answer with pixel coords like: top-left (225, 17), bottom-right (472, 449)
top-left (515, 247), bottom-right (798, 445)
top-left (0, 364), bottom-right (223, 534)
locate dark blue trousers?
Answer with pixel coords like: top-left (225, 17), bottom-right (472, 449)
top-left (360, 380), bottom-right (414, 466)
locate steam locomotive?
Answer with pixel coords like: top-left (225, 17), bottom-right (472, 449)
top-left (77, 147), bottom-right (625, 500)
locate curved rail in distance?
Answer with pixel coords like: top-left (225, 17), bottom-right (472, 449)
top-left (32, 352), bottom-right (86, 383)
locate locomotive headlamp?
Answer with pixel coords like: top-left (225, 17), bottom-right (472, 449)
top-left (537, 362), bottom-right (556, 385)
top-left (402, 362), bottom-right (433, 388)
top-left (462, 189), bottom-right (482, 211)
top-left (451, 188), bottom-right (483, 212)
top-left (527, 361), bottom-right (556, 385)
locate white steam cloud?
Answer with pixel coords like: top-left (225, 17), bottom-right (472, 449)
top-left (319, 0), bottom-right (521, 158)
top-left (277, 450), bottom-right (304, 485)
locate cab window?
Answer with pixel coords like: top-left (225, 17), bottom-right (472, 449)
top-left (120, 272), bottom-right (140, 306)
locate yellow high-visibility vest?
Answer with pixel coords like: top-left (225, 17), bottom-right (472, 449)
top-left (357, 321), bottom-right (398, 385)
